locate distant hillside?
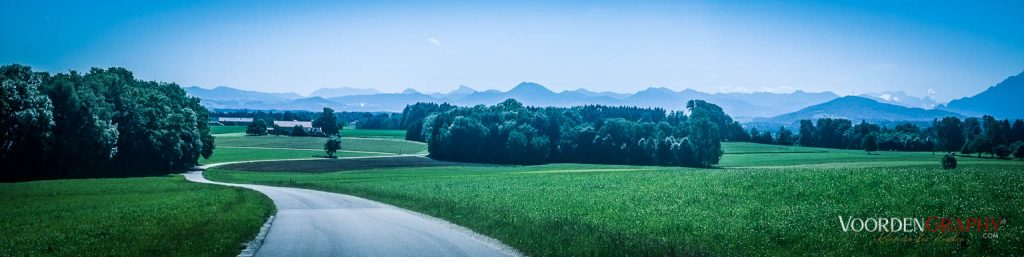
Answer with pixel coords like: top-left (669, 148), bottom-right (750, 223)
top-left (761, 96), bottom-right (963, 123)
top-left (940, 71), bottom-right (1024, 119)
top-left (858, 91), bottom-right (938, 109)
top-left (713, 90), bottom-right (839, 118)
top-left (184, 86), bottom-right (302, 102)
top-left (310, 87), bottom-right (381, 98)
top-left (184, 83), bottom-right (841, 115)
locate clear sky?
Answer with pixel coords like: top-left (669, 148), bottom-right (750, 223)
top-left (2, 0), bottom-right (1022, 101)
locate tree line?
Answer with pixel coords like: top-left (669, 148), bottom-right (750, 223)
top-left (213, 109), bottom-right (400, 129)
top-left (1, 64), bottom-right (215, 181)
top-left (733, 116), bottom-right (1024, 159)
top-left (245, 107), bottom-right (343, 137)
top-left (404, 99), bottom-right (730, 167)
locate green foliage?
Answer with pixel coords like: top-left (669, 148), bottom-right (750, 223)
top-left (775, 126), bottom-right (794, 145)
top-left (0, 64), bottom-right (214, 181)
top-left (0, 176), bottom-right (274, 256)
top-left (353, 112), bottom-right (401, 129)
top-left (994, 144), bottom-right (1011, 159)
top-left (862, 132), bottom-right (878, 154)
top-left (246, 119), bottom-right (268, 136)
top-left (0, 64), bottom-right (55, 178)
top-left (324, 136), bottom-right (342, 158)
top-left (289, 124), bottom-right (308, 137)
top-left (313, 107), bottom-right (340, 136)
top-left (1012, 141), bottom-right (1024, 160)
top-left (411, 99), bottom-right (725, 167)
top-left (941, 153), bottom-right (957, 169)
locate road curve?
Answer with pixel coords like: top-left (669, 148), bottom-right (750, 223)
top-left (185, 160), bottom-right (520, 257)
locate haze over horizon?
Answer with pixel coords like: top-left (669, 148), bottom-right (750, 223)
top-left (3, 0), bottom-right (1023, 101)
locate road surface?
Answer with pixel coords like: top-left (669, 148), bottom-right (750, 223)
top-left (185, 159), bottom-right (520, 257)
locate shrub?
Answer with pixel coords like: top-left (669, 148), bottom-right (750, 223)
top-left (246, 119), bottom-right (268, 136)
top-left (941, 153), bottom-right (957, 169)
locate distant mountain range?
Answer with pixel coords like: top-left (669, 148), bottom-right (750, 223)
top-left (939, 71), bottom-right (1024, 119)
top-left (310, 87), bottom-right (382, 98)
top-left (858, 91), bottom-right (938, 109)
top-left (758, 96), bottom-right (962, 124)
top-left (184, 70), bottom-right (1023, 121)
top-left (186, 82), bottom-right (843, 118)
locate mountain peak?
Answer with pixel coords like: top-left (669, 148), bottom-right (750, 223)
top-left (763, 95), bottom-right (961, 123)
top-left (637, 87), bottom-right (675, 94)
top-left (401, 88), bottom-right (422, 95)
top-left (508, 82), bottom-right (554, 95)
top-left (449, 85), bottom-right (476, 95)
top-left (943, 70), bottom-right (1024, 119)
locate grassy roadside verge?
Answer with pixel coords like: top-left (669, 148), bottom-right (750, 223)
top-left (0, 176), bottom-right (274, 257)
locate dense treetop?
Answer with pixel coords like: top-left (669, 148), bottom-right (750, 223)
top-left (404, 99), bottom-right (729, 167)
top-left (1, 64), bottom-right (214, 181)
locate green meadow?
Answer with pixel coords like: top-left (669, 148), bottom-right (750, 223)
top-left (213, 134), bottom-right (425, 154)
top-left (207, 142), bottom-right (1024, 256)
top-left (0, 176), bottom-right (274, 257)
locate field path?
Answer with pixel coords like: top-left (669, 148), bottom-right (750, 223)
top-left (185, 157), bottom-right (519, 257)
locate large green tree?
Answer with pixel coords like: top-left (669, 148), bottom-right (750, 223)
top-left (313, 107), bottom-right (341, 136)
top-left (1, 64), bottom-right (214, 181)
top-left (934, 117), bottom-right (965, 153)
top-left (0, 64), bottom-right (54, 180)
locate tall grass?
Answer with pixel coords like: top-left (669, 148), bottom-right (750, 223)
top-left (0, 176), bottom-right (274, 257)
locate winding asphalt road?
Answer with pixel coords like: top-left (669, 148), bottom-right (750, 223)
top-left (185, 158), bottom-right (520, 257)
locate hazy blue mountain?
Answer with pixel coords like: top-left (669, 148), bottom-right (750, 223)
top-left (188, 82), bottom-right (995, 120)
top-left (761, 96), bottom-right (962, 123)
top-left (715, 90), bottom-right (839, 117)
top-left (328, 92), bottom-right (443, 111)
top-left (310, 87), bottom-right (381, 98)
top-left (940, 71), bottom-right (1024, 119)
top-left (185, 83), bottom-right (841, 115)
top-left (568, 89), bottom-right (630, 99)
top-left (859, 91), bottom-right (938, 109)
top-left (458, 82), bottom-right (557, 106)
top-left (449, 85), bottom-right (477, 95)
top-left (184, 86), bottom-right (303, 102)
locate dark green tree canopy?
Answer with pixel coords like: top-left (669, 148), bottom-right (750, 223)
top-left (406, 98), bottom-right (724, 167)
top-left (0, 64), bottom-right (214, 181)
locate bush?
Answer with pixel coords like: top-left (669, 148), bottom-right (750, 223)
top-left (941, 154), bottom-right (957, 169)
top-left (246, 119), bottom-right (268, 136)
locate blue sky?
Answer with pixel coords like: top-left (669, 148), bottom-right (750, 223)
top-left (2, 0), bottom-right (1022, 101)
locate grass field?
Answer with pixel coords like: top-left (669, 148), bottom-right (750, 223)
top-left (340, 129), bottom-right (406, 139)
top-left (0, 176), bottom-right (274, 257)
top-left (207, 142), bottom-right (1024, 256)
top-left (210, 125), bottom-right (247, 135)
top-left (215, 135), bottom-right (427, 154)
top-left (199, 147), bottom-right (384, 164)
top-left (215, 156), bottom-right (480, 173)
